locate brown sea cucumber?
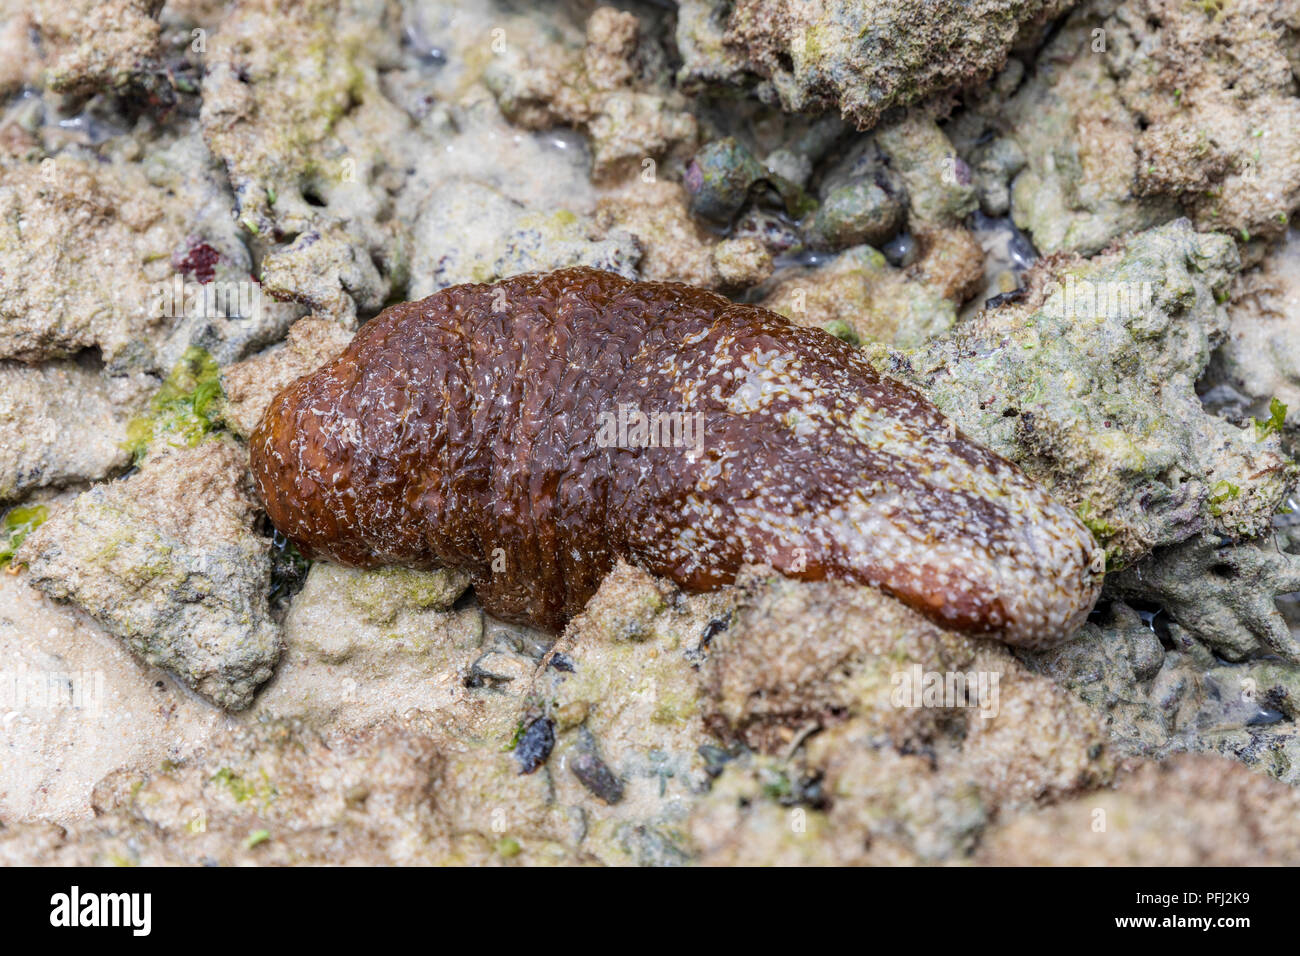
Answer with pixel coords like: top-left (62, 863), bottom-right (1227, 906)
top-left (250, 267), bottom-right (1102, 648)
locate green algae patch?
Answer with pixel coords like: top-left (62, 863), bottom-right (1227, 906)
top-left (503, 720), bottom-right (527, 753)
top-left (124, 347), bottom-right (224, 463)
top-left (342, 565), bottom-right (471, 625)
top-left (821, 319), bottom-right (862, 346)
top-left (1255, 397), bottom-right (1288, 440)
top-left (0, 504), bottom-right (49, 566)
top-left (1208, 480), bottom-right (1241, 517)
top-left (211, 767), bottom-right (278, 810)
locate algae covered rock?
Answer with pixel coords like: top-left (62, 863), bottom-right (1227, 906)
top-left (804, 178), bottom-right (904, 250)
top-left (687, 568), bottom-right (1109, 864)
top-left (702, 569), bottom-right (976, 752)
top-left (1025, 598), bottom-right (1300, 783)
top-left (257, 561), bottom-right (477, 729)
top-left (992, 4), bottom-right (1177, 256)
top-left (978, 0), bottom-right (1300, 255)
top-left (526, 561), bottom-right (723, 855)
top-left (761, 243), bottom-right (968, 348)
top-left (676, 0), bottom-right (1070, 131)
top-left (0, 718), bottom-right (460, 866)
top-left (407, 181), bottom-right (641, 296)
top-left (1215, 235), bottom-right (1300, 445)
top-left (0, 157), bottom-right (184, 367)
top-left (485, 6), bottom-right (698, 180)
top-left (199, 0), bottom-right (411, 322)
top-left (118, 345), bottom-right (225, 465)
top-left (874, 113), bottom-right (979, 228)
top-left (0, 9), bottom-right (42, 98)
top-left (684, 136), bottom-right (814, 226)
top-left (1025, 601), bottom-right (1201, 758)
top-left (0, 361), bottom-right (132, 501)
top-left (878, 220), bottom-right (1295, 566)
top-left (32, 0), bottom-right (165, 97)
top-left (593, 179), bottom-right (734, 288)
top-left (710, 237), bottom-right (773, 290)
top-left (219, 315), bottom-right (354, 439)
top-left (976, 753), bottom-right (1300, 866)
top-left (256, 221), bottom-right (391, 326)
top-left (0, 146), bottom-right (286, 373)
top-left (17, 439), bottom-right (281, 710)
top-left (1109, 534), bottom-right (1300, 662)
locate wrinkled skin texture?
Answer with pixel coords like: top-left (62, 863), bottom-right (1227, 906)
top-left (251, 268), bottom-right (1101, 648)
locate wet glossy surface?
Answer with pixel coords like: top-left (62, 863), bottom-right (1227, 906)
top-left (250, 267), bottom-right (1101, 647)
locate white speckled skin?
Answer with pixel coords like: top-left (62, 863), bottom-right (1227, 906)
top-left (252, 268), bottom-right (1103, 646)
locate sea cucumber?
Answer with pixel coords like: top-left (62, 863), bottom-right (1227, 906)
top-left (250, 267), bottom-right (1102, 648)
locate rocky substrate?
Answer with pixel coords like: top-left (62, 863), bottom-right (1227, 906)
top-left (2, 0), bottom-right (1300, 865)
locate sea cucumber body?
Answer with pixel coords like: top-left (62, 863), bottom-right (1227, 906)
top-left (250, 267), bottom-right (1101, 647)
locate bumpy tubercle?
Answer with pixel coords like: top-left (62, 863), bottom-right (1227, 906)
top-left (250, 267), bottom-right (1102, 649)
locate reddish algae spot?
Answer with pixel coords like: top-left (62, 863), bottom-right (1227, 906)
top-left (176, 241), bottom-right (220, 284)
